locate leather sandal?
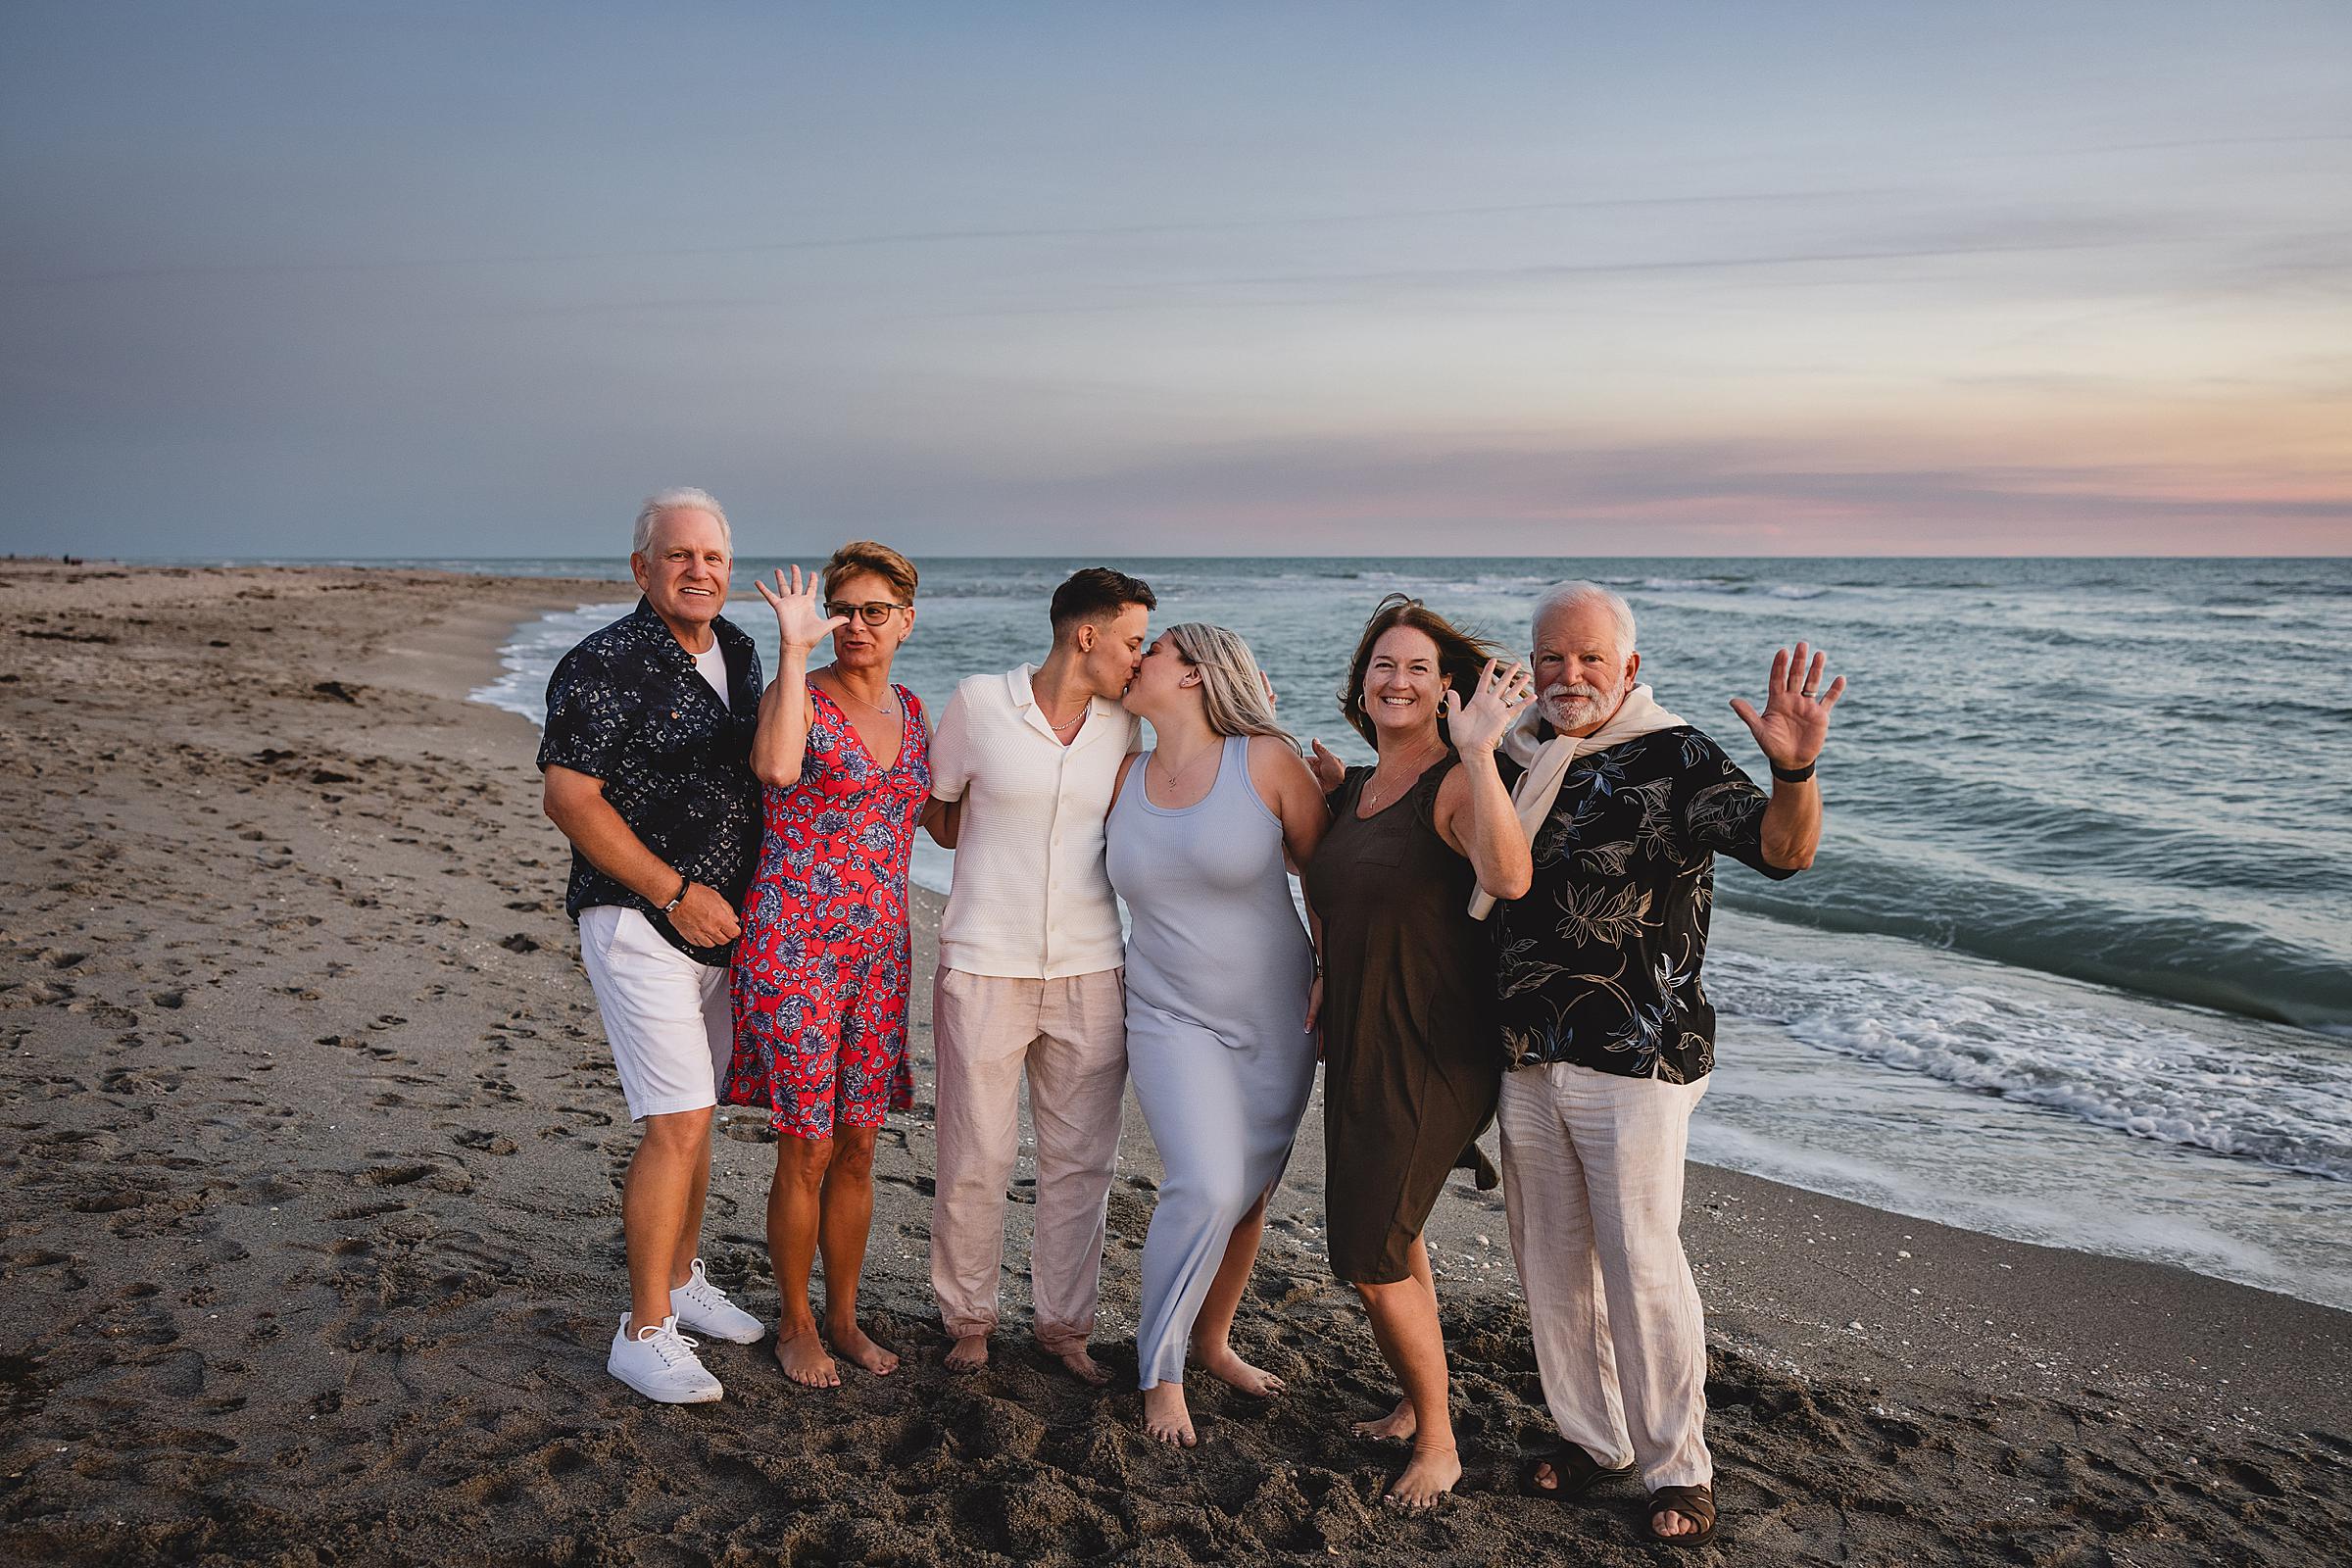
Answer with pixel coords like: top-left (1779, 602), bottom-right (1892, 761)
top-left (1646, 1483), bottom-right (1717, 1546)
top-left (1519, 1442), bottom-right (1635, 1500)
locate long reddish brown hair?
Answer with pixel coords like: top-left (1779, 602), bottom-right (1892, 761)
top-left (1337, 593), bottom-right (1503, 748)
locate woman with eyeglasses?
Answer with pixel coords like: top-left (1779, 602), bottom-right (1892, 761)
top-left (726, 539), bottom-right (949, 1389)
top-left (1104, 623), bottom-right (1329, 1448)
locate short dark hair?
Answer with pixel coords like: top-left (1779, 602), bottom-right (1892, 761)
top-left (1338, 593), bottom-right (1504, 749)
top-left (1050, 566), bottom-right (1156, 635)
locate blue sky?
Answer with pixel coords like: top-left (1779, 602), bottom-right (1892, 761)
top-left (3, 2), bottom-right (2347, 557)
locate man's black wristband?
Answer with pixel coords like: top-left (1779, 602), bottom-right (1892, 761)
top-left (1770, 759), bottom-right (1817, 784)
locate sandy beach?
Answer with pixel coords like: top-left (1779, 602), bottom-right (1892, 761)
top-left (3, 560), bottom-right (2346, 1566)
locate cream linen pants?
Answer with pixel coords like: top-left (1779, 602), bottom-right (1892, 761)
top-left (929, 967), bottom-right (1127, 1353)
top-left (1498, 1060), bottom-right (1712, 1491)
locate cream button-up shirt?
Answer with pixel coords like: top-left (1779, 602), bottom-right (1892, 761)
top-left (929, 664), bottom-right (1139, 980)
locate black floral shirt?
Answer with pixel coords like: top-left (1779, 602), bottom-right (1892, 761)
top-left (536, 598), bottom-right (764, 966)
top-left (1495, 725), bottom-right (1797, 1083)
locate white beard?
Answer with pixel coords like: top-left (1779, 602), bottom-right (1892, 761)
top-left (1541, 679), bottom-right (1616, 729)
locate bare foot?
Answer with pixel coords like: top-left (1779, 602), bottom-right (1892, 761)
top-left (1645, 1482), bottom-right (1717, 1542)
top-left (945, 1334), bottom-right (990, 1372)
top-left (1141, 1381), bottom-right (1196, 1446)
top-left (1194, 1340), bottom-right (1285, 1396)
top-left (826, 1316), bottom-right (899, 1376)
top-left (1384, 1441), bottom-right (1461, 1512)
top-left (1352, 1396), bottom-right (1416, 1442)
top-left (1530, 1445), bottom-right (1633, 1496)
top-left (1055, 1347), bottom-right (1111, 1386)
top-left (774, 1326), bottom-right (840, 1388)
top-left (1651, 1504), bottom-right (1702, 1540)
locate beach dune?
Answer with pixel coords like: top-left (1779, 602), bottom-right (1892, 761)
top-left (2, 561), bottom-right (2346, 1565)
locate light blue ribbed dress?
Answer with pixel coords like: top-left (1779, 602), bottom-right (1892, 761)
top-left (1105, 734), bottom-right (1317, 1390)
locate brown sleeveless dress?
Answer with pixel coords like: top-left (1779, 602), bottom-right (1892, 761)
top-left (1302, 758), bottom-right (1502, 1284)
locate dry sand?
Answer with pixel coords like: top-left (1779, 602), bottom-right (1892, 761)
top-left (2, 560), bottom-right (2346, 1566)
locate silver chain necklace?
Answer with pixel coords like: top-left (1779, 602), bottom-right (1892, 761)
top-left (1150, 741), bottom-right (1219, 796)
top-left (1359, 737), bottom-right (1443, 814)
top-left (824, 665), bottom-right (900, 720)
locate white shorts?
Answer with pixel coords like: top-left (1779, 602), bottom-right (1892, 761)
top-left (578, 906), bottom-right (732, 1121)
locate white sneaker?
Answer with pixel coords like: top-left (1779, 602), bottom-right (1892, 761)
top-left (607, 1313), bottom-right (723, 1403)
top-left (670, 1259), bottom-right (766, 1345)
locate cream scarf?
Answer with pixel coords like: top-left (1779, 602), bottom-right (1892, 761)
top-left (1467, 682), bottom-right (1686, 920)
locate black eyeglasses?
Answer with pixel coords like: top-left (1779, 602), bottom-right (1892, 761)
top-left (825, 600), bottom-right (910, 626)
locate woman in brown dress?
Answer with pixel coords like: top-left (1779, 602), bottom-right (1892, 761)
top-left (1301, 594), bottom-right (1533, 1509)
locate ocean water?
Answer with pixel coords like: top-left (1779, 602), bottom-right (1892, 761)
top-left (461, 556), bottom-right (2352, 1308)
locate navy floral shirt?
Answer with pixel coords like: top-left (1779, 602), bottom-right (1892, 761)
top-left (537, 598), bottom-right (764, 966)
top-left (1495, 726), bottom-right (1797, 1084)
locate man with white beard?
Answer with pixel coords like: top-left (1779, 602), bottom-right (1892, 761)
top-left (1485, 580), bottom-right (1842, 1547)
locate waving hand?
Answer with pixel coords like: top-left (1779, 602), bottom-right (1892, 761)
top-left (754, 565), bottom-right (848, 653)
top-left (1728, 641), bottom-right (1844, 769)
top-left (1443, 658), bottom-right (1534, 755)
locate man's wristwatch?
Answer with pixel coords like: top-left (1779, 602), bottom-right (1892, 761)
top-left (1770, 758), bottom-right (1818, 783)
top-left (661, 874), bottom-right (692, 914)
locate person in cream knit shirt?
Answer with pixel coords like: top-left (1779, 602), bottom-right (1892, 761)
top-left (925, 567), bottom-right (1155, 1382)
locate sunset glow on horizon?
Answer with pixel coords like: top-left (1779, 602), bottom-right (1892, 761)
top-left (3, 2), bottom-right (2346, 558)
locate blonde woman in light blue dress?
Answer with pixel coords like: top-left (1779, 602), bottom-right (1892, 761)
top-left (1105, 622), bottom-right (1329, 1447)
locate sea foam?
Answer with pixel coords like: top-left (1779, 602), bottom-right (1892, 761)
top-left (1709, 948), bottom-right (2352, 1182)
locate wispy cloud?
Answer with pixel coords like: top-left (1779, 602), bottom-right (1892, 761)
top-left (918, 430), bottom-right (2352, 555)
top-left (3, 187), bottom-right (1888, 292)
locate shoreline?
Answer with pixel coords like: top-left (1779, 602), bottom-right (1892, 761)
top-left (2, 562), bottom-right (2344, 1564)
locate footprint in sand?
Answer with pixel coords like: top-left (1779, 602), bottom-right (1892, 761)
top-left (353, 1163), bottom-right (438, 1189)
top-left (450, 1129), bottom-right (516, 1156)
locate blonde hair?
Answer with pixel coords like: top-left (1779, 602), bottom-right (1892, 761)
top-left (1164, 622), bottom-right (1295, 747)
top-left (822, 539), bottom-right (918, 604)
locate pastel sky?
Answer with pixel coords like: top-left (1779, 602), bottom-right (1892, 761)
top-left (4, 2), bottom-right (2347, 558)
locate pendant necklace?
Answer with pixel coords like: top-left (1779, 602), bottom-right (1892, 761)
top-left (1151, 741), bottom-right (1218, 797)
top-left (1360, 737), bottom-right (1442, 815)
top-left (825, 664), bottom-right (900, 721)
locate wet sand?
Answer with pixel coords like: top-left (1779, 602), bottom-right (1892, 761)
top-left (2, 560), bottom-right (2346, 1565)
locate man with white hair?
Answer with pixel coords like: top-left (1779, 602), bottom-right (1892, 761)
top-left (540, 488), bottom-right (769, 1401)
top-left (1488, 580), bottom-right (1843, 1546)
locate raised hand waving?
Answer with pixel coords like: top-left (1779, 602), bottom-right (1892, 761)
top-left (1728, 641), bottom-right (1844, 770)
top-left (1443, 658), bottom-right (1535, 756)
top-left (754, 565), bottom-right (848, 653)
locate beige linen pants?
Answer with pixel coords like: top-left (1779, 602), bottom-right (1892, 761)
top-left (1498, 1060), bottom-right (1713, 1490)
top-left (930, 967), bottom-right (1127, 1353)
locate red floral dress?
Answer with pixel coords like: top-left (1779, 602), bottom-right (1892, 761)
top-left (726, 685), bottom-right (929, 1138)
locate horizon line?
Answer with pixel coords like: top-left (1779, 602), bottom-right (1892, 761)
top-left (20, 551), bottom-right (2349, 566)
